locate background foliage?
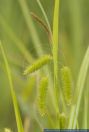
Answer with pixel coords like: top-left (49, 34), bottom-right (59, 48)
top-left (0, 0), bottom-right (89, 131)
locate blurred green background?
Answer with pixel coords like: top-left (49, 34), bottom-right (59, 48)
top-left (0, 0), bottom-right (89, 131)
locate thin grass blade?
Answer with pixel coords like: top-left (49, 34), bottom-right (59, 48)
top-left (0, 42), bottom-right (24, 132)
top-left (68, 46), bottom-right (89, 128)
top-left (36, 0), bottom-right (52, 34)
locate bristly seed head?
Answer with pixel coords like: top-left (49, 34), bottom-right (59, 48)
top-left (37, 77), bottom-right (48, 117)
top-left (61, 66), bottom-right (73, 106)
top-left (24, 55), bottom-right (52, 75)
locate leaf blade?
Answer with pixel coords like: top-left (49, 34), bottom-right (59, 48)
top-left (0, 42), bottom-right (24, 132)
top-left (68, 46), bottom-right (89, 129)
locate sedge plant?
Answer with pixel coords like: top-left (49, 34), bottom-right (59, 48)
top-left (0, 0), bottom-right (89, 131)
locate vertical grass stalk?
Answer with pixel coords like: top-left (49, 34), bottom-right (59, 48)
top-left (53, 0), bottom-right (60, 127)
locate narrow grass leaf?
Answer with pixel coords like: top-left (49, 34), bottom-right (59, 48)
top-left (0, 42), bottom-right (24, 132)
top-left (73, 46), bottom-right (89, 129)
top-left (36, 0), bottom-right (52, 34)
top-left (68, 46), bottom-right (89, 128)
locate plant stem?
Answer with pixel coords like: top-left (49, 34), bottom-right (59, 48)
top-left (53, 0), bottom-right (60, 128)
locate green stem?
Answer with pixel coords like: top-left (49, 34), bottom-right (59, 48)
top-left (53, 0), bottom-right (60, 128)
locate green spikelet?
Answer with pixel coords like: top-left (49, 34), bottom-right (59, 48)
top-left (61, 66), bottom-right (73, 105)
top-left (37, 77), bottom-right (48, 117)
top-left (24, 55), bottom-right (52, 75)
top-left (60, 113), bottom-right (66, 129)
